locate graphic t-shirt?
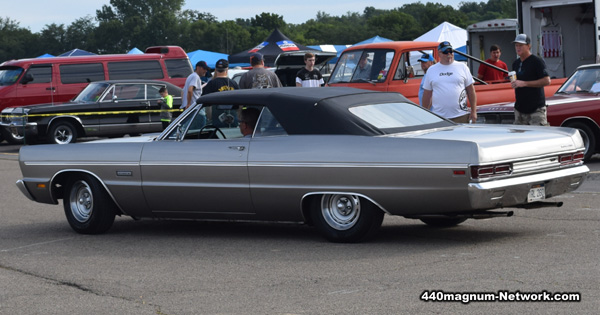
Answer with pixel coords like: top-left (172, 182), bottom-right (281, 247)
top-left (422, 62), bottom-right (474, 119)
top-left (296, 68), bottom-right (324, 87)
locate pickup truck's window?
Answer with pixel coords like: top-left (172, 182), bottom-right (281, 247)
top-left (329, 49), bottom-right (394, 83)
top-left (393, 50), bottom-right (434, 81)
top-left (60, 63), bottom-right (104, 84)
top-left (108, 60), bottom-right (164, 80)
top-left (23, 65), bottom-right (52, 84)
top-left (165, 59), bottom-right (193, 78)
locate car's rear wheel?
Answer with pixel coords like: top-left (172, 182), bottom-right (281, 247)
top-left (420, 217), bottom-right (467, 227)
top-left (311, 194), bottom-right (384, 243)
top-left (48, 121), bottom-right (78, 144)
top-left (64, 174), bottom-right (117, 234)
top-left (564, 122), bottom-right (596, 161)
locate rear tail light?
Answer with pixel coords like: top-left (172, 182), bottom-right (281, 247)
top-left (470, 163), bottom-right (512, 179)
top-left (559, 151), bottom-right (585, 165)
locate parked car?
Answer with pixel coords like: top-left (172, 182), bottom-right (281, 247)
top-left (1, 80), bottom-right (182, 144)
top-left (16, 87), bottom-right (588, 242)
top-left (477, 64), bottom-right (600, 160)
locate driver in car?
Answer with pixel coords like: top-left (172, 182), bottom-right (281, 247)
top-left (238, 107), bottom-right (261, 138)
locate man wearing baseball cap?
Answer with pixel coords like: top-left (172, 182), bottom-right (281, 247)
top-left (239, 52), bottom-right (282, 89)
top-left (417, 53), bottom-right (435, 106)
top-left (202, 59), bottom-right (239, 96)
top-left (182, 61), bottom-right (209, 109)
top-left (421, 41), bottom-right (477, 123)
top-left (511, 33), bottom-right (550, 125)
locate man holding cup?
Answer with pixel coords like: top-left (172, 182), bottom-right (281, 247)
top-left (511, 33), bottom-right (551, 125)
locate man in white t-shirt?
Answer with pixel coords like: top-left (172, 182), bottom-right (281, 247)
top-left (421, 41), bottom-right (477, 123)
top-left (181, 61), bottom-right (209, 109)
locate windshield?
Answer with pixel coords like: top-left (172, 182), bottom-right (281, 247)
top-left (349, 102), bottom-right (445, 130)
top-left (0, 67), bottom-right (24, 86)
top-left (328, 49), bottom-right (394, 84)
top-left (558, 67), bottom-right (600, 94)
top-left (73, 82), bottom-right (110, 102)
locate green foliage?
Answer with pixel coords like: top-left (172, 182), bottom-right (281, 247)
top-left (0, 0), bottom-right (517, 62)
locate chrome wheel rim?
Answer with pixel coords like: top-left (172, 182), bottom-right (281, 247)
top-left (321, 194), bottom-right (360, 230)
top-left (69, 180), bottom-right (93, 223)
top-left (54, 125), bottom-right (73, 144)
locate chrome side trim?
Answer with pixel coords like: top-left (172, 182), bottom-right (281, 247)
top-left (301, 191), bottom-right (391, 214)
top-left (49, 169), bottom-right (128, 215)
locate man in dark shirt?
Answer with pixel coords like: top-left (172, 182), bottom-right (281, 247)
top-left (202, 59), bottom-right (240, 126)
top-left (511, 34), bottom-right (551, 125)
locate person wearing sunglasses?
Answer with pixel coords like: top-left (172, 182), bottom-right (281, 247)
top-left (421, 41), bottom-right (477, 123)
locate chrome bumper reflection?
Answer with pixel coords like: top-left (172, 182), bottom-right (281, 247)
top-left (468, 165), bottom-right (589, 209)
top-left (16, 180), bottom-right (35, 201)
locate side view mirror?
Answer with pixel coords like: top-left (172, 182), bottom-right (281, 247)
top-left (20, 73), bottom-right (34, 85)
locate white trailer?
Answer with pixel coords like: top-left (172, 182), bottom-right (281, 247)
top-left (517, 0), bottom-right (599, 78)
top-left (466, 19), bottom-right (519, 76)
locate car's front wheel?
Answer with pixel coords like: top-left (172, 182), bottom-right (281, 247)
top-left (0, 127), bottom-right (25, 144)
top-left (64, 174), bottom-right (117, 234)
top-left (48, 121), bottom-right (78, 144)
top-left (310, 194), bottom-right (384, 243)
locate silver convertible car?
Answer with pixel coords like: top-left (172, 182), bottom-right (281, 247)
top-left (17, 87), bottom-right (589, 242)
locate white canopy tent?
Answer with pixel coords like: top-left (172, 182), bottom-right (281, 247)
top-left (414, 21), bottom-right (468, 61)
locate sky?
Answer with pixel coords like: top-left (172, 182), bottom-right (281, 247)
top-left (5, 0), bottom-right (464, 33)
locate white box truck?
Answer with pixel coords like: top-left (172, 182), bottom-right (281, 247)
top-left (466, 19), bottom-right (519, 77)
top-left (517, 0), bottom-right (599, 78)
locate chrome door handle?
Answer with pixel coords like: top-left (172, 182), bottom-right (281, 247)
top-left (229, 146), bottom-right (245, 151)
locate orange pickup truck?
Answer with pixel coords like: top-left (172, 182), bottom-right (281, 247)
top-left (326, 41), bottom-right (565, 105)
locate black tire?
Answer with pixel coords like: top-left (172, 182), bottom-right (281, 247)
top-left (564, 122), bottom-right (596, 161)
top-left (0, 127), bottom-right (25, 144)
top-left (310, 194), bottom-right (384, 243)
top-left (47, 121), bottom-right (78, 144)
top-left (63, 174), bottom-right (117, 234)
top-left (420, 217), bottom-right (467, 227)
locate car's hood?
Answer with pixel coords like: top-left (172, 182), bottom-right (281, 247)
top-left (2, 101), bottom-right (83, 113)
top-left (391, 124), bottom-right (583, 163)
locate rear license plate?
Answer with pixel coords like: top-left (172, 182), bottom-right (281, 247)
top-left (527, 184), bottom-right (545, 202)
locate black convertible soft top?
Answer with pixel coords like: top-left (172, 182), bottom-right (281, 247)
top-left (197, 87), bottom-right (418, 136)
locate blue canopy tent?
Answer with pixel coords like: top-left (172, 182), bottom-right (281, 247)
top-left (353, 35), bottom-right (393, 47)
top-left (36, 53), bottom-right (55, 58)
top-left (187, 50), bottom-right (229, 69)
top-left (58, 49), bottom-right (96, 57)
top-left (127, 47), bottom-right (144, 54)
